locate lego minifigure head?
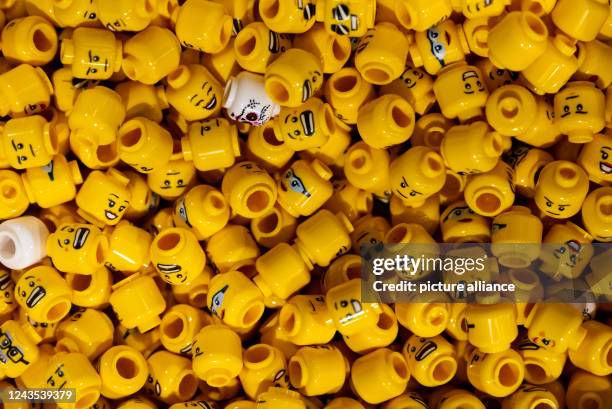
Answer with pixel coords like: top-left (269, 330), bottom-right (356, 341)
top-left (460, 0), bottom-right (510, 18)
top-left (320, 0), bottom-right (375, 37)
top-left (277, 159), bottom-right (333, 217)
top-left (47, 223), bottom-right (109, 275)
top-left (44, 352), bottom-right (102, 409)
top-left (534, 161), bottom-right (589, 219)
top-left (60, 27), bottom-right (123, 80)
top-left (402, 334), bottom-right (457, 387)
top-left (581, 187), bottom-right (612, 242)
top-left (207, 270), bottom-right (265, 329)
top-left (389, 146), bottom-right (446, 207)
top-left (14, 266), bottom-right (71, 323)
top-left (0, 320), bottom-right (40, 378)
top-left (440, 201), bottom-right (491, 243)
top-left (165, 65), bottom-right (224, 122)
top-left (0, 270), bottom-right (16, 315)
top-left (258, 0), bottom-right (317, 33)
top-left (76, 169), bottom-right (131, 226)
top-left (477, 59), bottom-right (519, 91)
top-left (147, 154), bottom-right (197, 200)
top-left (554, 81), bottom-right (606, 143)
top-left (433, 62), bottom-right (489, 122)
top-left (577, 132), bottom-right (612, 185)
top-left (276, 98), bottom-right (335, 151)
top-left (2, 115), bottom-right (58, 169)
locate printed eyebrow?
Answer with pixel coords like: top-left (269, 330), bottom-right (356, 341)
top-left (110, 193), bottom-right (119, 198)
top-left (189, 94), bottom-right (198, 102)
top-left (602, 146), bottom-right (611, 151)
top-left (544, 196), bottom-right (554, 202)
top-left (284, 114), bottom-right (291, 124)
top-left (558, 204), bottom-right (570, 207)
top-left (356, 231), bottom-right (369, 241)
top-left (29, 144), bottom-right (35, 157)
top-left (61, 225), bottom-right (71, 231)
top-left (401, 176), bottom-right (409, 186)
top-left (11, 140), bottom-right (19, 151)
top-left (201, 81), bottom-right (209, 90)
top-left (565, 95), bottom-right (579, 100)
top-left (24, 276), bottom-right (35, 280)
top-left (167, 171), bottom-right (180, 176)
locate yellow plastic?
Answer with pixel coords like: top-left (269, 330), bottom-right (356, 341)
top-left (144, 350), bottom-right (199, 404)
top-left (115, 82), bottom-right (168, 123)
top-left (324, 67), bottom-right (375, 125)
top-left (524, 303), bottom-right (587, 353)
top-left (147, 153), bottom-right (197, 201)
top-left (171, 266), bottom-right (213, 309)
top-left (295, 209), bottom-right (354, 267)
top-left (43, 352), bottom-right (102, 409)
top-left (250, 205), bottom-right (297, 249)
top-left (465, 346), bottom-right (525, 398)
top-left (464, 303), bottom-right (518, 353)
top-left (14, 265), bottom-right (71, 323)
top-left (324, 180), bottom-right (372, 223)
top-left (539, 221), bottom-right (594, 280)
top-left (221, 161), bottom-right (277, 219)
top-left (65, 268), bottom-right (112, 309)
top-left (1, 15), bottom-right (57, 65)
top-left (576, 39), bottom-right (612, 90)
top-left (109, 274), bottom-right (167, 333)
top-left (21, 155), bottom-right (82, 209)
top-left (317, 0), bottom-right (376, 37)
top-left (501, 384), bottom-right (559, 409)
top-left (357, 94), bottom-right (415, 149)
top-left (395, 296), bottom-right (449, 338)
top-left (293, 23), bottom-right (351, 74)
top-left (104, 221), bottom-right (152, 274)
top-left (326, 278), bottom-right (381, 336)
top-left (577, 132), bottom-right (612, 185)
top-left (192, 324), bottom-right (243, 387)
top-left (122, 171), bottom-right (158, 222)
top-left (122, 26), bottom-right (182, 85)
top-left (464, 161), bottom-right (515, 217)
top-left (206, 224), bottom-right (260, 273)
top-left (114, 324), bottom-right (162, 360)
top-left (55, 308), bottom-right (113, 360)
top-left (245, 122), bottom-right (294, 173)
top-left (380, 64), bottom-right (436, 116)
top-left (172, 0), bottom-right (232, 53)
top-left (76, 169), bottom-right (131, 227)
top-left (566, 369), bottom-right (612, 409)
top-left (389, 146), bottom-right (446, 207)
top-left (258, 0), bottom-right (317, 34)
top-left (274, 97), bottom-right (335, 151)
top-left (150, 227), bottom-right (206, 285)
top-left (394, 0), bottom-right (452, 31)
top-left (277, 159), bottom-right (333, 217)
top-left (354, 22), bottom-right (408, 85)
top-left (534, 160), bottom-right (589, 219)
top-left (351, 214), bottom-right (391, 249)
top-left (326, 397), bottom-right (366, 409)
top-left (255, 387), bottom-right (306, 409)
top-left (429, 388), bottom-right (485, 409)
top-left (98, 345), bottom-right (148, 399)
top-left (343, 303), bottom-right (398, 354)
top-left (581, 187), bottom-right (612, 242)
top-left (487, 11), bottom-right (548, 71)
top-left (491, 206), bottom-right (543, 268)
top-left (165, 64), bottom-right (223, 122)
top-left (408, 19), bottom-right (471, 75)
top-left (0, 63), bottom-right (52, 117)
top-left (183, 119), bottom-right (239, 171)
top-left (390, 194), bottom-right (440, 236)
top-left (0, 270), bottom-right (17, 315)
top-left (253, 243), bottom-right (310, 306)
top-left (522, 33), bottom-right (579, 94)
top-left (117, 117), bottom-right (173, 174)
top-left (47, 223), bottom-right (108, 275)
top-left (264, 48), bottom-right (323, 108)
top-left (97, 0), bottom-right (157, 32)
top-left (554, 81), bottom-right (605, 144)
top-left (207, 270), bottom-right (265, 329)
top-left (344, 141), bottom-right (391, 197)
top-left (0, 319), bottom-right (40, 378)
top-left (515, 336), bottom-right (568, 385)
top-left (278, 294), bottom-right (336, 345)
top-left (289, 345), bottom-right (347, 396)
top-left (551, 0), bottom-right (609, 42)
top-left (239, 344), bottom-right (288, 399)
top-left (60, 27), bottom-right (121, 80)
top-left (159, 304), bottom-right (213, 355)
top-left (506, 146), bottom-right (553, 198)
top-left (350, 348), bottom-right (410, 404)
top-left (476, 58), bottom-right (519, 91)
top-left (68, 86), bottom-right (126, 146)
top-left (1, 115), bottom-right (58, 169)
top-left (115, 396), bottom-right (158, 409)
top-left (173, 184), bottom-right (230, 241)
top-left (441, 121), bottom-right (503, 175)
top-left (53, 0), bottom-right (100, 28)
top-left (451, 0), bottom-right (510, 18)
top-left (446, 303), bottom-right (468, 341)
top-left (403, 334), bottom-right (457, 387)
top-left (234, 22), bottom-right (291, 73)
top-left (433, 61), bottom-right (489, 122)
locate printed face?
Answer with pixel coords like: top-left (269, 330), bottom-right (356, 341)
top-left (156, 262), bottom-right (187, 284)
top-left (295, 0), bottom-right (316, 21)
top-left (463, 0), bottom-right (498, 17)
top-left (268, 31), bottom-right (290, 54)
top-left (332, 297), bottom-right (363, 325)
top-left (15, 274), bottom-right (46, 310)
top-left (175, 198), bottom-right (192, 228)
top-left (238, 161), bottom-right (267, 175)
top-left (104, 18), bottom-right (127, 31)
top-left (558, 93), bottom-right (588, 120)
top-left (144, 373), bottom-right (162, 398)
top-left (530, 330), bottom-right (557, 349)
top-left (280, 168), bottom-right (311, 198)
top-left (302, 70), bottom-right (322, 103)
top-left (209, 285), bottom-right (228, 319)
top-left (83, 49), bottom-right (110, 77)
top-left (404, 337), bottom-right (438, 362)
top-left (599, 146), bottom-right (611, 174)
top-left (462, 70), bottom-right (486, 95)
top-left (0, 328), bottom-right (30, 367)
top-left (53, 224), bottom-right (91, 251)
top-left (149, 160), bottom-right (195, 198)
top-left (487, 67), bottom-right (518, 88)
top-left (329, 3), bottom-right (360, 35)
top-left (393, 175), bottom-right (424, 201)
top-left (189, 80), bottom-right (219, 112)
top-left (399, 66), bottom-right (425, 89)
top-left (103, 192), bottom-right (129, 222)
top-left (282, 110), bottom-right (316, 141)
top-left (426, 26), bottom-right (447, 66)
top-left (553, 239), bottom-right (583, 269)
top-left (0, 272), bottom-right (15, 314)
top-left (228, 98), bottom-right (274, 126)
top-left (46, 364), bottom-right (67, 389)
top-left (9, 134), bottom-right (38, 167)
top-left (539, 195), bottom-right (571, 217)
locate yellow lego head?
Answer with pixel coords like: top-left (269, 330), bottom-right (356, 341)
top-left (275, 97), bottom-right (335, 151)
top-left (76, 169), bottom-right (131, 227)
top-left (60, 27), bottom-right (123, 80)
top-left (14, 265), bottom-right (71, 323)
top-left (147, 154), bottom-right (197, 200)
top-left (47, 223), bottom-right (109, 275)
top-left (554, 81), bottom-right (606, 143)
top-left (165, 64), bottom-right (224, 122)
top-left (433, 62), bottom-right (489, 122)
top-left (534, 160), bottom-right (589, 219)
top-left (0, 320), bottom-right (40, 378)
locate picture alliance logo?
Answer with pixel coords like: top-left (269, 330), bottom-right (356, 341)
top-left (371, 254), bottom-right (487, 276)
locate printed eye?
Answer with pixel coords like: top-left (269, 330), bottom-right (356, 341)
top-left (63, 239), bottom-right (70, 245)
top-left (21, 291), bottom-right (26, 297)
top-left (400, 181), bottom-right (407, 188)
top-left (177, 179), bottom-right (184, 186)
top-left (16, 143), bottom-right (23, 149)
top-left (203, 126), bottom-right (211, 132)
top-left (67, 227), bottom-right (74, 232)
top-left (293, 130), bottom-right (301, 136)
top-left (164, 180), bottom-right (171, 186)
top-left (291, 116), bottom-right (298, 123)
top-left (558, 206), bottom-right (565, 211)
top-left (601, 149), bottom-right (609, 160)
top-left (90, 68), bottom-right (98, 74)
top-left (454, 209), bottom-right (462, 216)
top-left (246, 112), bottom-right (258, 121)
top-left (88, 12), bottom-right (97, 19)
top-left (410, 191), bottom-right (417, 197)
top-left (563, 105), bottom-right (570, 113)
top-left (340, 300), bottom-right (348, 307)
top-left (19, 156), bottom-right (27, 162)
top-left (118, 206), bottom-right (126, 212)
top-left (108, 200), bottom-right (115, 208)
top-left (576, 104), bottom-right (583, 112)
top-left (476, 81), bottom-right (482, 87)
top-left (29, 281), bottom-right (35, 287)
top-left (546, 201), bottom-right (552, 207)
top-left (496, 69), bottom-right (505, 76)
top-left (464, 83), bottom-right (471, 90)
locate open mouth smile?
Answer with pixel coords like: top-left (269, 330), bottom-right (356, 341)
top-left (26, 286), bottom-right (46, 308)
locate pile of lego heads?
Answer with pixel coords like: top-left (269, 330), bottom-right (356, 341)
top-left (0, 0), bottom-right (610, 408)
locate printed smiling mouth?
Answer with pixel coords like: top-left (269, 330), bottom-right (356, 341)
top-left (600, 161), bottom-right (612, 174)
top-left (105, 210), bottom-right (118, 220)
top-left (157, 263), bottom-right (182, 273)
top-left (458, 218), bottom-right (472, 223)
top-left (205, 95), bottom-right (217, 110)
top-left (415, 341), bottom-right (438, 361)
top-left (73, 227), bottom-right (90, 249)
top-left (26, 286), bottom-right (46, 308)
